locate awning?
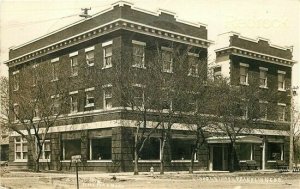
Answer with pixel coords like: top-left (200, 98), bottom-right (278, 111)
top-left (207, 135), bottom-right (263, 144)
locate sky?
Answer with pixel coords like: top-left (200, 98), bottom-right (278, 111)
top-left (0, 0), bottom-right (299, 106)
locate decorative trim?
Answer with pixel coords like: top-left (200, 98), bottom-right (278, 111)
top-left (277, 103), bottom-right (286, 106)
top-left (132, 40), bottom-right (146, 46)
top-left (239, 63), bottom-right (249, 67)
top-left (85, 87), bottom-right (95, 92)
top-left (51, 57), bottom-right (59, 63)
top-left (161, 46), bottom-right (173, 51)
top-left (277, 70), bottom-right (286, 74)
top-left (69, 91), bottom-right (78, 95)
top-left (102, 40), bottom-right (113, 47)
top-left (85, 46), bottom-right (95, 52)
top-left (259, 67), bottom-right (268, 71)
top-left (69, 51), bottom-right (78, 57)
top-left (215, 46), bottom-right (295, 67)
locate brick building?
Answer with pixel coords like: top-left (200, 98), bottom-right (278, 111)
top-left (212, 32), bottom-right (296, 170)
top-left (4, 1), bottom-right (212, 171)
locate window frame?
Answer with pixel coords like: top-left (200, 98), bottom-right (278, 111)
top-left (14, 137), bottom-right (28, 162)
top-left (259, 67), bottom-right (268, 88)
top-left (85, 46), bottom-right (95, 67)
top-left (259, 100), bottom-right (268, 120)
top-left (88, 137), bottom-right (112, 162)
top-left (38, 140), bottom-right (51, 162)
top-left (277, 70), bottom-right (286, 91)
top-left (161, 47), bottom-right (173, 73)
top-left (187, 52), bottom-right (199, 77)
top-left (267, 143), bottom-right (284, 161)
top-left (277, 103), bottom-right (286, 121)
top-left (70, 55), bottom-right (79, 77)
top-left (62, 139), bottom-right (81, 161)
top-left (239, 63), bottom-right (249, 85)
top-left (51, 58), bottom-right (59, 81)
top-left (103, 85), bottom-right (113, 110)
top-left (69, 91), bottom-right (79, 113)
top-left (239, 143), bottom-right (254, 161)
top-left (12, 71), bottom-right (20, 91)
top-left (85, 88), bottom-right (95, 108)
top-left (102, 41), bottom-right (113, 69)
top-left (132, 40), bottom-right (146, 68)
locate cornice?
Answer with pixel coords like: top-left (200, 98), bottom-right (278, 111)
top-left (215, 46), bottom-right (296, 67)
top-left (5, 19), bottom-right (212, 68)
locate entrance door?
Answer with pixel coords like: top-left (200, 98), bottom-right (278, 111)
top-left (213, 146), bottom-right (223, 170)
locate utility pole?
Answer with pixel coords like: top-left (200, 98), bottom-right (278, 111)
top-left (79, 8), bottom-right (91, 18)
top-left (289, 85), bottom-right (298, 172)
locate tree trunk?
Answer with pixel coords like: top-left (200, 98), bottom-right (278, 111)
top-left (134, 148), bottom-right (139, 175)
top-left (34, 158), bottom-right (40, 172)
top-left (189, 149), bottom-right (196, 174)
top-left (160, 137), bottom-right (166, 175)
top-left (229, 142), bottom-right (237, 172)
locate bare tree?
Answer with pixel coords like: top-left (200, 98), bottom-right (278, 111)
top-left (4, 61), bottom-right (70, 172)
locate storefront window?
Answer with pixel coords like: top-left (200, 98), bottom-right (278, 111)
top-left (89, 137), bottom-right (112, 160)
top-left (171, 139), bottom-right (194, 160)
top-left (268, 143), bottom-right (283, 160)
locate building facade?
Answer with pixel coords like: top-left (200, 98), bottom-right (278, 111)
top-left (5, 1), bottom-right (211, 171)
top-left (212, 32), bottom-right (296, 170)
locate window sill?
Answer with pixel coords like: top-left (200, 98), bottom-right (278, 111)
top-left (240, 83), bottom-right (249, 86)
top-left (102, 66), bottom-right (112, 69)
top-left (171, 160), bottom-right (197, 162)
top-left (70, 74), bottom-right (78, 78)
top-left (60, 160), bottom-right (71, 163)
top-left (132, 65), bottom-right (146, 69)
top-left (51, 79), bottom-right (59, 82)
top-left (188, 73), bottom-right (199, 77)
top-left (278, 89), bottom-right (286, 92)
top-left (13, 89), bottom-right (19, 92)
top-left (85, 104), bottom-right (95, 108)
top-left (267, 160), bottom-right (283, 163)
top-left (87, 160), bottom-right (112, 163)
top-left (14, 160), bottom-right (28, 163)
top-left (137, 160), bottom-right (160, 163)
top-left (87, 63), bottom-right (95, 67)
top-left (259, 86), bottom-right (268, 89)
top-left (162, 71), bottom-right (173, 74)
top-left (39, 159), bottom-right (51, 162)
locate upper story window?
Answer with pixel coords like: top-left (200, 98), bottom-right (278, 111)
top-left (12, 71), bottom-right (19, 91)
top-left (239, 63), bottom-right (249, 85)
top-left (69, 52), bottom-right (79, 76)
top-left (162, 47), bottom-right (173, 73)
top-left (259, 67), bottom-right (268, 88)
top-left (240, 103), bottom-right (248, 119)
top-left (51, 58), bottom-right (59, 81)
top-left (102, 41), bottom-right (112, 68)
top-left (133, 84), bottom-right (145, 108)
top-left (188, 52), bottom-right (199, 77)
top-left (85, 88), bottom-right (95, 108)
top-left (132, 40), bottom-right (146, 68)
top-left (277, 103), bottom-right (286, 121)
top-left (69, 91), bottom-right (78, 113)
top-left (85, 46), bottom-right (95, 66)
top-left (213, 66), bottom-right (222, 80)
top-left (14, 137), bottom-right (28, 161)
top-left (259, 100), bottom-right (268, 120)
top-left (13, 103), bottom-right (19, 121)
top-left (103, 85), bottom-right (112, 110)
top-left (278, 70), bottom-right (286, 91)
top-left (51, 95), bottom-right (60, 115)
top-left (32, 64), bottom-right (38, 86)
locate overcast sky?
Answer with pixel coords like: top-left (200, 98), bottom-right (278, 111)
top-left (0, 0), bottom-right (299, 106)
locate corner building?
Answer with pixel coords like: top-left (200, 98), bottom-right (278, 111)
top-left (5, 1), bottom-right (211, 171)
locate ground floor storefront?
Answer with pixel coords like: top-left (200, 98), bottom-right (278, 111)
top-left (8, 126), bottom-right (290, 172)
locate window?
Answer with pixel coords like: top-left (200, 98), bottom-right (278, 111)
top-left (240, 103), bottom-right (248, 119)
top-left (259, 67), bottom-right (268, 88)
top-left (51, 95), bottom-right (60, 115)
top-left (70, 93), bottom-right (78, 113)
top-left (171, 139), bottom-right (194, 160)
top-left (62, 139), bottom-right (81, 160)
top-left (103, 87), bottom-right (112, 109)
top-left (103, 41), bottom-right (112, 68)
top-left (13, 71), bottom-right (19, 91)
top-left (13, 103), bottom-right (19, 121)
top-left (39, 140), bottom-right (51, 161)
top-left (239, 143), bottom-right (253, 160)
top-left (32, 65), bottom-right (38, 86)
top-left (14, 137), bottom-right (27, 161)
top-left (188, 53), bottom-right (199, 76)
top-left (51, 58), bottom-right (59, 81)
top-left (268, 143), bottom-right (283, 160)
top-left (70, 56), bottom-right (78, 76)
top-left (259, 101), bottom-right (268, 120)
top-left (278, 104), bottom-right (286, 121)
top-left (85, 88), bottom-right (95, 108)
top-left (33, 104), bottom-right (39, 118)
top-left (85, 46), bottom-right (95, 66)
top-left (213, 66), bottom-right (222, 80)
top-left (132, 40), bottom-right (145, 68)
top-left (278, 71), bottom-right (286, 90)
top-left (139, 138), bottom-right (160, 160)
top-left (162, 47), bottom-right (173, 73)
top-left (240, 63), bottom-right (249, 85)
top-left (133, 84), bottom-right (144, 108)
top-left (89, 137), bottom-right (112, 160)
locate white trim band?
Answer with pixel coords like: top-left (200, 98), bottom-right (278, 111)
top-left (85, 46), bottom-right (95, 52)
top-left (69, 51), bottom-right (78, 57)
top-left (102, 40), bottom-right (113, 47)
top-left (85, 87), bottom-right (95, 92)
